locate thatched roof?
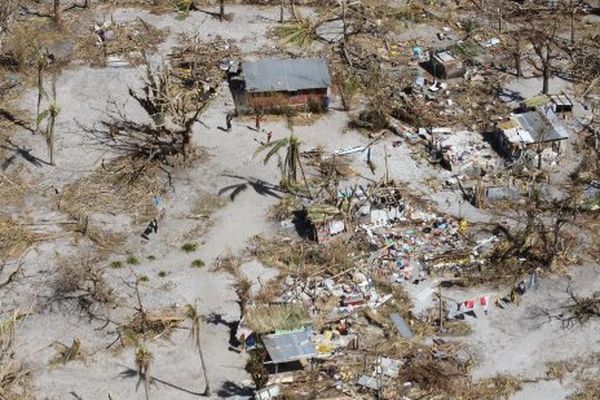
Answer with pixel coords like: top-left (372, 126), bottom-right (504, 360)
top-left (307, 204), bottom-right (342, 225)
top-left (245, 304), bottom-right (311, 334)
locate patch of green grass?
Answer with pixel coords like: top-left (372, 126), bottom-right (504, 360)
top-left (190, 259), bottom-right (205, 268)
top-left (181, 242), bottom-right (198, 253)
top-left (147, 255), bottom-right (156, 261)
top-left (158, 270), bottom-right (168, 278)
top-left (138, 275), bottom-right (149, 283)
top-left (110, 261), bottom-right (123, 269)
top-left (126, 255), bottom-right (140, 265)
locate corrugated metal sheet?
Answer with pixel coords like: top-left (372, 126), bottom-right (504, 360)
top-left (510, 108), bottom-right (569, 143)
top-left (242, 58), bottom-right (331, 93)
top-left (263, 327), bottom-right (316, 364)
top-left (390, 313), bottom-right (413, 338)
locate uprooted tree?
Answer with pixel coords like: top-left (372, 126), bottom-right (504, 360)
top-left (84, 58), bottom-right (214, 169)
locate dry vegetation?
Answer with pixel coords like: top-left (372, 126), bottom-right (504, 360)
top-left (0, 217), bottom-right (36, 261)
top-left (58, 158), bottom-right (163, 224)
top-left (0, 312), bottom-right (33, 400)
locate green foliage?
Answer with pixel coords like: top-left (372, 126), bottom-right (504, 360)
top-left (158, 270), bottom-right (168, 277)
top-left (246, 348), bottom-right (269, 389)
top-left (181, 242), bottom-right (198, 253)
top-left (191, 259), bottom-right (205, 268)
top-left (126, 255), bottom-right (140, 265)
top-left (138, 275), bottom-right (149, 283)
top-left (110, 260), bottom-right (123, 269)
top-left (272, 21), bottom-right (315, 47)
top-left (147, 255), bottom-right (156, 261)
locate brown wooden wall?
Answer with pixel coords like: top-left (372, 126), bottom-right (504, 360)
top-left (246, 88), bottom-right (328, 109)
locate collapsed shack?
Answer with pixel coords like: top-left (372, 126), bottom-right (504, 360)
top-left (169, 34), bottom-right (240, 92)
top-left (494, 107), bottom-right (570, 163)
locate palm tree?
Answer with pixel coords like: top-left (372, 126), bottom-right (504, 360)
top-left (53, 0), bottom-right (61, 23)
top-left (135, 342), bottom-right (152, 400)
top-left (185, 303), bottom-right (210, 396)
top-left (37, 77), bottom-right (60, 165)
top-left (35, 48), bottom-right (49, 131)
top-left (255, 135), bottom-right (312, 197)
top-left (279, 0), bottom-right (285, 23)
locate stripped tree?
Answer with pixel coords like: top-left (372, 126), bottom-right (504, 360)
top-left (185, 303), bottom-right (210, 396)
top-left (84, 59), bottom-right (214, 172)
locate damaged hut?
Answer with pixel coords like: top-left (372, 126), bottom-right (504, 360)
top-left (495, 107), bottom-right (570, 160)
top-left (230, 58), bottom-right (331, 112)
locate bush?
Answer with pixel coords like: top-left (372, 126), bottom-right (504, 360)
top-left (110, 261), bottom-right (123, 269)
top-left (181, 242), bottom-right (198, 253)
top-left (126, 255), bottom-right (140, 265)
top-left (191, 259), bottom-right (205, 268)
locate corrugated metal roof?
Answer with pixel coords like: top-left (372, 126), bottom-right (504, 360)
top-left (510, 108), bottom-right (569, 143)
top-left (263, 327), bottom-right (316, 364)
top-left (242, 58), bottom-right (331, 93)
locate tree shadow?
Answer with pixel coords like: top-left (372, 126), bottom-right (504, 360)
top-left (205, 312), bottom-right (241, 350)
top-left (216, 380), bottom-right (254, 398)
top-left (0, 141), bottom-right (50, 169)
top-left (0, 108), bottom-right (35, 133)
top-left (291, 208), bottom-right (316, 240)
top-left (218, 174), bottom-right (283, 201)
top-left (494, 86), bottom-right (525, 103)
top-left (119, 366), bottom-right (204, 396)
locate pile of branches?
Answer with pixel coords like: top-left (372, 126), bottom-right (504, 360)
top-left (52, 257), bottom-right (115, 316)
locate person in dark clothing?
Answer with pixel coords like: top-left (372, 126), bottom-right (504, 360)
top-left (225, 113), bottom-right (233, 131)
top-left (255, 113), bottom-right (261, 130)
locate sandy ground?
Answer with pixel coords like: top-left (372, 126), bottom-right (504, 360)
top-left (1, 4), bottom-right (598, 400)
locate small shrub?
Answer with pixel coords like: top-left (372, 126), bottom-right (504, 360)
top-left (181, 242), bottom-right (198, 253)
top-left (147, 255), bottom-right (156, 261)
top-left (110, 261), bottom-right (123, 269)
top-left (138, 275), bottom-right (149, 283)
top-left (158, 270), bottom-right (168, 277)
top-left (191, 259), bottom-right (205, 268)
top-left (126, 255), bottom-right (139, 265)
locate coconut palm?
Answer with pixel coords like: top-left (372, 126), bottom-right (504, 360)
top-left (134, 342), bottom-right (152, 400)
top-left (185, 303), bottom-right (210, 396)
top-left (35, 48), bottom-right (49, 131)
top-left (255, 135), bottom-right (312, 197)
top-left (37, 77), bottom-right (60, 165)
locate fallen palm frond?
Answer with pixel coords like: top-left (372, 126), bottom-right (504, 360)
top-left (49, 338), bottom-right (84, 366)
top-left (119, 306), bottom-right (186, 345)
top-left (0, 312), bottom-right (33, 400)
top-left (0, 168), bottom-right (27, 210)
top-left (245, 304), bottom-right (311, 334)
top-left (268, 195), bottom-right (302, 221)
top-left (59, 158), bottom-right (162, 225)
top-left (247, 235), bottom-right (361, 277)
top-left (0, 217), bottom-right (36, 261)
top-left (272, 21), bottom-right (317, 47)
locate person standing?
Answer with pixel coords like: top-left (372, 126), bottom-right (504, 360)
top-left (225, 113), bottom-right (233, 131)
top-left (255, 113), bottom-right (261, 130)
top-left (266, 131), bottom-right (272, 144)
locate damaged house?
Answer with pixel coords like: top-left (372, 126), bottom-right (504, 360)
top-left (428, 50), bottom-right (465, 79)
top-left (230, 57), bottom-right (331, 112)
top-left (495, 107), bottom-right (569, 160)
